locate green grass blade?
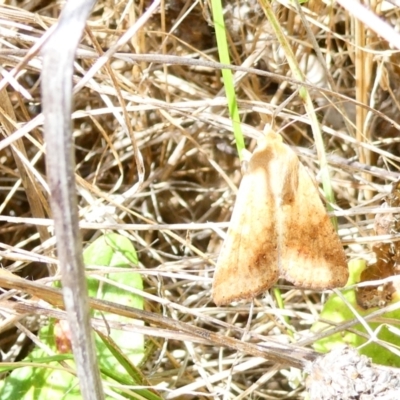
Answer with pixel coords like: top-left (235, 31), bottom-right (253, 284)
top-left (210, 0), bottom-right (245, 159)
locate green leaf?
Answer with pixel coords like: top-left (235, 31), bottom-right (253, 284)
top-left (85, 234), bottom-right (145, 371)
top-left (312, 259), bottom-right (400, 367)
top-left (0, 323), bottom-right (82, 399)
top-left (0, 234), bottom-right (158, 399)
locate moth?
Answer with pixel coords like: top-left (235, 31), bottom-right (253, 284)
top-left (212, 130), bottom-right (348, 306)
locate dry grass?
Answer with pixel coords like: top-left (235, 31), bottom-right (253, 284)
top-left (1, 0), bottom-right (400, 398)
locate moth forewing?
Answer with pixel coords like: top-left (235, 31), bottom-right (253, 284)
top-left (279, 160), bottom-right (348, 289)
top-left (212, 141), bottom-right (279, 306)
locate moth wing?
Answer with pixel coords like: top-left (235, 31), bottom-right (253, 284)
top-left (279, 154), bottom-right (348, 289)
top-left (212, 155), bottom-right (279, 306)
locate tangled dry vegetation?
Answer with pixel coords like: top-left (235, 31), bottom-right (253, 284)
top-left (1, 0), bottom-right (400, 398)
